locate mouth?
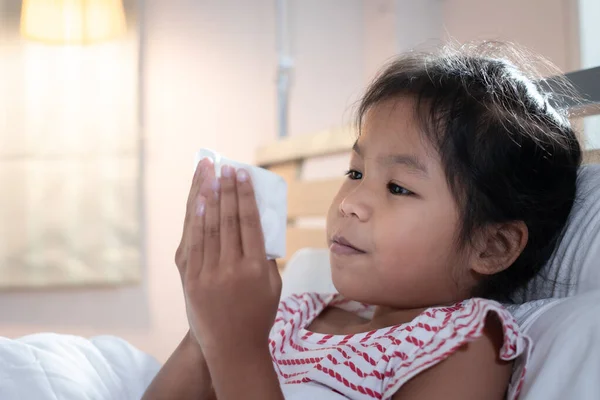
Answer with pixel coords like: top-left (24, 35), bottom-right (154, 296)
top-left (330, 235), bottom-right (366, 256)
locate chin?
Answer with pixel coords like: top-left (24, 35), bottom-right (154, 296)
top-left (330, 265), bottom-right (376, 303)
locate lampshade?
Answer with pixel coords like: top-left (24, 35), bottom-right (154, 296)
top-left (20, 0), bottom-right (127, 45)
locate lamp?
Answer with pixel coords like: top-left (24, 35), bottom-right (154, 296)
top-left (20, 0), bottom-right (127, 45)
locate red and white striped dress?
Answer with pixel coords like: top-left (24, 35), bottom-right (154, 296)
top-left (269, 293), bottom-right (530, 400)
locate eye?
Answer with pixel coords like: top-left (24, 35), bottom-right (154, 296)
top-left (345, 169), bottom-right (363, 180)
top-left (387, 182), bottom-right (413, 196)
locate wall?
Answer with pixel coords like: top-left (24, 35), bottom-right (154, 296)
top-left (363, 0), bottom-right (397, 82)
top-left (579, 0), bottom-right (600, 148)
top-left (396, 0), bottom-right (442, 53)
top-left (287, 0), bottom-right (365, 136)
top-left (441, 0), bottom-right (581, 72)
top-left (302, 0), bottom-right (445, 182)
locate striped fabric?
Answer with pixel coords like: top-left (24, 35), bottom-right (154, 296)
top-left (269, 293), bottom-right (530, 400)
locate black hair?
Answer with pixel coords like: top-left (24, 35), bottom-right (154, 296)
top-left (357, 43), bottom-right (582, 302)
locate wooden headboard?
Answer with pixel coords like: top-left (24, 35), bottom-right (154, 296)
top-left (257, 125), bottom-right (600, 268)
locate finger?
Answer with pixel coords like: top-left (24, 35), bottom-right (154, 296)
top-left (267, 260), bottom-right (283, 295)
top-left (187, 158), bottom-right (212, 213)
top-left (266, 259), bottom-right (280, 277)
top-left (186, 194), bottom-right (206, 280)
top-left (201, 166), bottom-right (221, 269)
top-left (219, 165), bottom-right (242, 261)
top-left (236, 169), bottom-right (266, 259)
top-left (183, 158), bottom-right (211, 239)
top-left (177, 158), bottom-right (211, 277)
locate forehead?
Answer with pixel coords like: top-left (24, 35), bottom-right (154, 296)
top-left (358, 97), bottom-right (430, 156)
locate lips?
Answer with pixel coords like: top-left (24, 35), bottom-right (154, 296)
top-left (330, 235), bottom-right (366, 255)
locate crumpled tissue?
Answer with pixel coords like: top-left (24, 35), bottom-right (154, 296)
top-left (195, 149), bottom-right (287, 259)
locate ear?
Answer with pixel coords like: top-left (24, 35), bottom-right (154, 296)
top-left (470, 221), bottom-right (528, 276)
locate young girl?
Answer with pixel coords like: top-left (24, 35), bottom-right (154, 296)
top-left (143, 44), bottom-right (581, 400)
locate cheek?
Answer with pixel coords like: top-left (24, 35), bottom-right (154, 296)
top-left (374, 200), bottom-right (461, 269)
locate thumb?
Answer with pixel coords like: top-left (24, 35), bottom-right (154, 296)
top-left (267, 259), bottom-right (282, 294)
top-left (267, 259), bottom-right (279, 271)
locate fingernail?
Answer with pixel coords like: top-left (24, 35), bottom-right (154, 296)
top-left (221, 164), bottom-right (234, 178)
top-left (237, 169), bottom-right (249, 182)
top-left (196, 196), bottom-right (206, 216)
top-left (199, 158), bottom-right (210, 172)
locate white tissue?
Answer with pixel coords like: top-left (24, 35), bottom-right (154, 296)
top-left (194, 149), bottom-right (288, 259)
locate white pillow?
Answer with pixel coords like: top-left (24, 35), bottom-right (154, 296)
top-left (280, 248), bottom-right (335, 299)
top-left (517, 290), bottom-right (600, 400)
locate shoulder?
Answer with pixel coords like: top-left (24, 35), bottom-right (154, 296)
top-left (383, 298), bottom-right (530, 400)
top-left (391, 314), bottom-right (513, 400)
top-left (440, 298), bottom-right (528, 362)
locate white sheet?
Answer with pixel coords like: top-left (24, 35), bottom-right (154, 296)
top-left (517, 290), bottom-right (600, 400)
top-left (0, 333), bottom-right (160, 400)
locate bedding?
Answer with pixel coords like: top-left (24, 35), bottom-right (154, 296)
top-left (515, 291), bottom-right (600, 399)
top-left (0, 333), bottom-right (160, 400)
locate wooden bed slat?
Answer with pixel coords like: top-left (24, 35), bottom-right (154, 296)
top-left (269, 161), bottom-right (300, 185)
top-left (257, 126), bottom-right (355, 167)
top-left (583, 149), bottom-right (600, 164)
top-left (288, 178), bottom-right (344, 219)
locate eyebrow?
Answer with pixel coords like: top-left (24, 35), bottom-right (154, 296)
top-left (352, 141), bottom-right (429, 177)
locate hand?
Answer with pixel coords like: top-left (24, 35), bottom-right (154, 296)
top-left (183, 163), bottom-right (282, 353)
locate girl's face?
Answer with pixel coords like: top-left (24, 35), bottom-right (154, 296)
top-left (326, 97), bottom-right (477, 308)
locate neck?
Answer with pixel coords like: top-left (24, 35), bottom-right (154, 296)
top-left (370, 305), bottom-right (428, 327)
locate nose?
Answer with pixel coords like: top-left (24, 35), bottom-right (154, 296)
top-left (339, 185), bottom-right (371, 221)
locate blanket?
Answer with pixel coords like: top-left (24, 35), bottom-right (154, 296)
top-left (0, 333), bottom-right (160, 400)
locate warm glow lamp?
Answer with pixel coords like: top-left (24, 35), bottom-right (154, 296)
top-left (20, 0), bottom-right (127, 45)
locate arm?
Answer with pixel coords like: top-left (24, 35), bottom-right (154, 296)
top-left (392, 316), bottom-right (513, 400)
top-left (204, 344), bottom-right (284, 400)
top-left (141, 331), bottom-right (215, 400)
